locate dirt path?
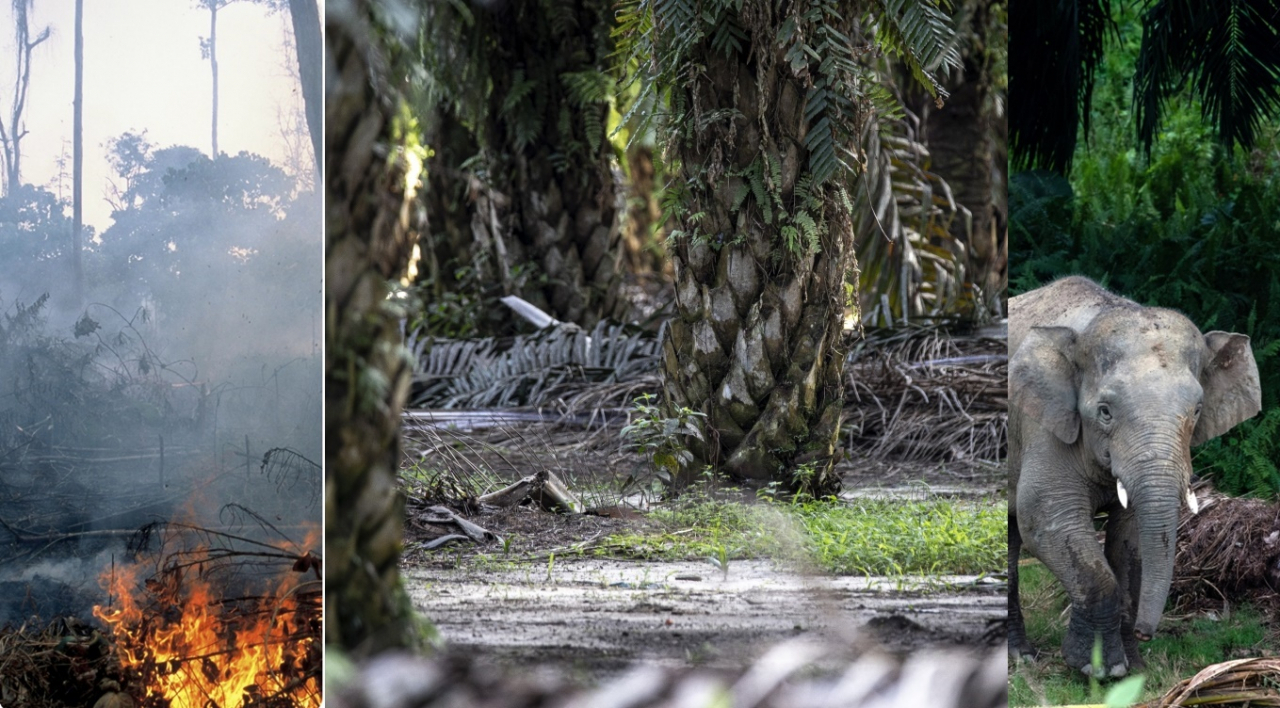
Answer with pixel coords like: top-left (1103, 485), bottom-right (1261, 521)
top-left (405, 558), bottom-right (1004, 680)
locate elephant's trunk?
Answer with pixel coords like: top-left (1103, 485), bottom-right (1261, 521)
top-left (1120, 436), bottom-right (1189, 641)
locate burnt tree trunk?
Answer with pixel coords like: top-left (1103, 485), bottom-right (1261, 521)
top-left (72, 0), bottom-right (84, 305)
top-left (287, 0), bottom-right (323, 177)
top-left (209, 2), bottom-right (219, 157)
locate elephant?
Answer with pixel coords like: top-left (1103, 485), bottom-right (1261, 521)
top-left (1008, 276), bottom-right (1261, 677)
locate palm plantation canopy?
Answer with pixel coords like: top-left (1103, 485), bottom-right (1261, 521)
top-left (325, 0), bottom-right (1005, 652)
top-left (1011, 0), bottom-right (1280, 173)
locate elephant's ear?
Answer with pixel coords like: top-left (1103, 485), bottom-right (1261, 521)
top-left (1194, 331), bottom-right (1262, 446)
top-left (1011, 326), bottom-right (1080, 445)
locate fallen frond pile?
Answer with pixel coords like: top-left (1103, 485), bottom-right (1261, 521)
top-left (408, 319), bottom-right (660, 409)
top-left (0, 618), bottom-right (112, 708)
top-left (1170, 489), bottom-right (1280, 609)
top-left (843, 324), bottom-right (1007, 462)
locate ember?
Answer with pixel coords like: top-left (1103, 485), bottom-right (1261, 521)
top-left (92, 523), bottom-right (322, 707)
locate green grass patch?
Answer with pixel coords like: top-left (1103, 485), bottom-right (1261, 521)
top-left (1009, 562), bottom-right (1269, 707)
top-left (603, 492), bottom-right (1006, 576)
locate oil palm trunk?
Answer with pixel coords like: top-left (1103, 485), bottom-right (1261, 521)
top-left (425, 0), bottom-right (624, 332)
top-left (324, 0), bottom-right (422, 654)
top-left (654, 10), bottom-right (855, 496)
top-left (920, 0), bottom-right (1007, 313)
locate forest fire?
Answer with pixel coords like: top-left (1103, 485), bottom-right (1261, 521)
top-left (92, 525), bottom-right (322, 708)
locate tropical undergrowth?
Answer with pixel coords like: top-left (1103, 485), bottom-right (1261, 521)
top-left (1009, 562), bottom-right (1269, 707)
top-left (1009, 4), bottom-right (1280, 498)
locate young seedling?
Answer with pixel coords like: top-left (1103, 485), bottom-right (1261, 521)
top-left (707, 543), bottom-right (730, 581)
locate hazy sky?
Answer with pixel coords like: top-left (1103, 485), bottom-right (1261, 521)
top-left (1, 0), bottom-right (308, 233)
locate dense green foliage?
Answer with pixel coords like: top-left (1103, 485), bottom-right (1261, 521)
top-left (1010, 11), bottom-right (1280, 497)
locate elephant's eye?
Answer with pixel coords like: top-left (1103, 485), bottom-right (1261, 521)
top-left (1195, 403), bottom-right (1203, 418)
top-left (1098, 404), bottom-right (1112, 423)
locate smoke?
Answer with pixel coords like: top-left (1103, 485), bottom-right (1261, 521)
top-left (0, 144), bottom-right (321, 628)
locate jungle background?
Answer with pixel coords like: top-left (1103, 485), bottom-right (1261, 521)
top-left (1009, 0), bottom-right (1280, 705)
top-left (327, 0), bottom-right (1009, 705)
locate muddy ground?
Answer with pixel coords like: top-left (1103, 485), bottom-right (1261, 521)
top-left (401, 458), bottom-right (1007, 683)
top-left (405, 558), bottom-right (1004, 680)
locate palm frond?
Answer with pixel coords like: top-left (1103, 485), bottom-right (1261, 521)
top-left (408, 320), bottom-right (662, 409)
top-left (1134, 0), bottom-right (1280, 155)
top-left (1009, 0), bottom-right (1115, 173)
top-left (874, 0), bottom-right (964, 98)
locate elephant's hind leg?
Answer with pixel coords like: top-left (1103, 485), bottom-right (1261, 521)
top-left (1009, 515), bottom-right (1037, 659)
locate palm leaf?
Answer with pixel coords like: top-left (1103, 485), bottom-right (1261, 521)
top-left (1009, 0), bottom-right (1115, 173)
top-left (1134, 0), bottom-right (1280, 155)
top-left (875, 0), bottom-right (964, 98)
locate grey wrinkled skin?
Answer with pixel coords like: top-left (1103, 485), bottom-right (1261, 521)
top-left (1008, 276), bottom-right (1261, 677)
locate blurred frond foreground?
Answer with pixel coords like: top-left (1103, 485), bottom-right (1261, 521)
top-left (331, 640), bottom-right (1005, 708)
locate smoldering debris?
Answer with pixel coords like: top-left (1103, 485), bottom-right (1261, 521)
top-left (0, 296), bottom-right (320, 638)
top-left (0, 517), bottom-right (322, 708)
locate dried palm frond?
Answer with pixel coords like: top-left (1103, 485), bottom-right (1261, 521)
top-left (1170, 490), bottom-right (1280, 610)
top-left (261, 448), bottom-right (321, 509)
top-left (1144, 657), bottom-right (1280, 708)
top-left (853, 105), bottom-right (987, 328)
top-left (0, 618), bottom-right (111, 708)
top-left (408, 319), bottom-right (661, 409)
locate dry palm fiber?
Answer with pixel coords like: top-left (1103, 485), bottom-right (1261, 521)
top-left (1169, 490), bottom-right (1280, 608)
top-left (1141, 657), bottom-right (1280, 708)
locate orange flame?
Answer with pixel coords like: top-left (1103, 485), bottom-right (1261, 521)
top-left (92, 530), bottom-right (321, 707)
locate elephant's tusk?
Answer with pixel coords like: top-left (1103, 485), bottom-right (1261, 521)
top-left (1117, 480), bottom-right (1129, 509)
top-left (1187, 488), bottom-right (1200, 514)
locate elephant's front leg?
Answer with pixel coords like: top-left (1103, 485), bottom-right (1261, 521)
top-left (1023, 507), bottom-right (1129, 677)
top-left (1104, 505), bottom-right (1146, 670)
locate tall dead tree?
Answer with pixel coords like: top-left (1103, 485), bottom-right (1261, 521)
top-left (0, 0), bottom-right (50, 195)
top-left (198, 0), bottom-right (244, 157)
top-left (286, 0), bottom-right (321, 177)
top-left (72, 0), bottom-right (85, 304)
